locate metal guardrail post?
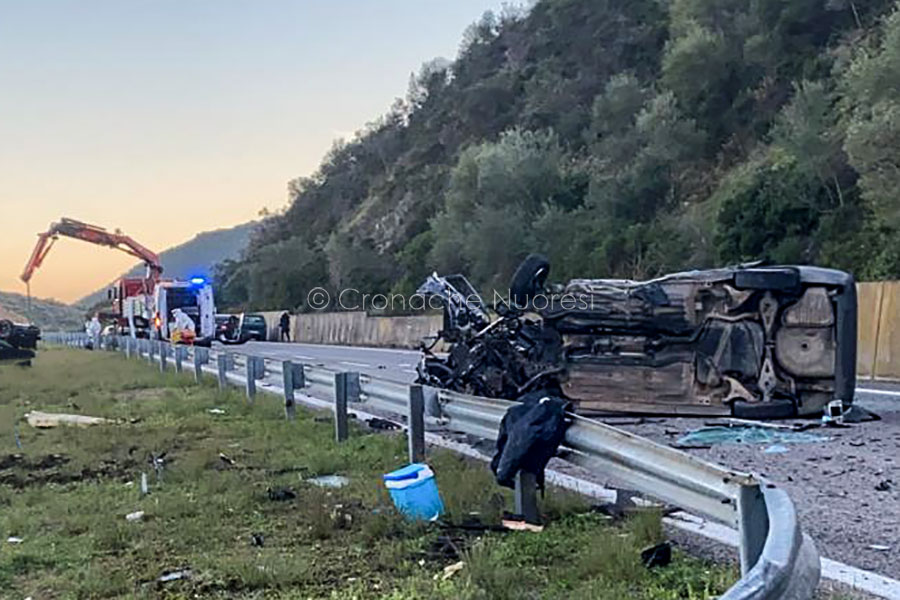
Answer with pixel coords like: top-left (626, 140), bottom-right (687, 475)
top-left (515, 471), bottom-right (540, 523)
top-left (217, 354), bottom-right (229, 389)
top-left (193, 347), bottom-right (209, 382)
top-left (737, 482), bottom-right (768, 575)
top-left (408, 384), bottom-right (426, 463)
top-left (125, 337), bottom-right (132, 359)
top-left (174, 346), bottom-right (185, 373)
top-left (282, 360), bottom-right (304, 421)
top-left (245, 356), bottom-right (257, 402)
top-left (334, 372), bottom-right (358, 442)
top-left (159, 343), bottom-right (168, 372)
top-left (252, 356), bottom-right (266, 380)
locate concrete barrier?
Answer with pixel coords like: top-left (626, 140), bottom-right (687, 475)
top-left (857, 281), bottom-right (900, 381)
top-left (257, 310), bottom-right (442, 349)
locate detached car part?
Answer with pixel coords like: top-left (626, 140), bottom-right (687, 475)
top-left (416, 257), bottom-right (856, 418)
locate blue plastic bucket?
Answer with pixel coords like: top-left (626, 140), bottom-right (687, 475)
top-left (383, 463), bottom-right (444, 521)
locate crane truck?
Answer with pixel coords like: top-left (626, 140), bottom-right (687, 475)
top-left (21, 218), bottom-right (216, 344)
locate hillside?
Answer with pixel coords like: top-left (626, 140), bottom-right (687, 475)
top-left (76, 221), bottom-right (256, 308)
top-left (216, 0), bottom-right (900, 312)
top-left (0, 291), bottom-right (84, 330)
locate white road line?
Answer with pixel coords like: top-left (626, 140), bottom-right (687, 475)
top-left (857, 387), bottom-right (900, 398)
top-left (402, 369), bottom-right (417, 375)
top-left (398, 363), bottom-right (412, 368)
top-left (297, 355), bottom-right (316, 360)
top-left (340, 360), bottom-right (370, 368)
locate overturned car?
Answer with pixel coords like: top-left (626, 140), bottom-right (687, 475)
top-left (0, 319), bottom-right (40, 362)
top-left (416, 256), bottom-right (856, 418)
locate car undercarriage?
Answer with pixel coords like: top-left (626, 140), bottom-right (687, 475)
top-left (415, 256), bottom-right (857, 418)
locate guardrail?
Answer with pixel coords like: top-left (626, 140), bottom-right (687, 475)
top-left (42, 332), bottom-right (820, 600)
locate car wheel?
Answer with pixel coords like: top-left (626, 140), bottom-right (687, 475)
top-left (0, 320), bottom-right (12, 340)
top-left (510, 254), bottom-right (550, 307)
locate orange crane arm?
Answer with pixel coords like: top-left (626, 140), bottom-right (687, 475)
top-left (21, 218), bottom-right (163, 284)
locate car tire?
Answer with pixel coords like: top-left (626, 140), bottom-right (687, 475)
top-left (0, 320), bottom-right (12, 340)
top-left (510, 254), bottom-right (550, 307)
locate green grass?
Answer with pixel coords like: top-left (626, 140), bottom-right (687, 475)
top-left (0, 348), bottom-right (736, 598)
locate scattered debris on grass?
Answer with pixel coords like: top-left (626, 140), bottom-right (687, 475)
top-left (208, 408), bottom-right (226, 415)
top-left (266, 487), bottom-right (297, 502)
top-left (641, 542), bottom-right (672, 568)
top-left (306, 474), bottom-right (350, 488)
top-left (125, 511), bottom-right (145, 522)
top-left (6, 536), bottom-right (23, 544)
top-left (250, 533), bottom-right (265, 547)
top-left (25, 411), bottom-right (113, 428)
top-left (439, 561), bottom-right (465, 580)
top-left (157, 569), bottom-right (192, 585)
top-left (366, 417), bottom-right (401, 430)
top-left (501, 518), bottom-right (544, 532)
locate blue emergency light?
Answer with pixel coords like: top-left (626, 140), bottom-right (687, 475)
top-left (190, 277), bottom-right (206, 285)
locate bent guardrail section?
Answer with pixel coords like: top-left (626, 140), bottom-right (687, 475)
top-left (42, 332), bottom-right (820, 600)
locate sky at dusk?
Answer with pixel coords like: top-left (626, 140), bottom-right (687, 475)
top-left (0, 0), bottom-right (500, 303)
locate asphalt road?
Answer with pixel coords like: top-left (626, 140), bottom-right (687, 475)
top-left (238, 341), bottom-right (422, 382)
top-left (234, 339), bottom-right (900, 583)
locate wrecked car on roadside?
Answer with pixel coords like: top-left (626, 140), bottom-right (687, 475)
top-left (0, 319), bottom-right (40, 362)
top-left (415, 256), bottom-right (856, 419)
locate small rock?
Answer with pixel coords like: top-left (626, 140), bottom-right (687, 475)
top-left (125, 511), bottom-right (145, 522)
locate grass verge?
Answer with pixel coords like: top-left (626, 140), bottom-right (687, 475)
top-left (0, 347), bottom-right (736, 598)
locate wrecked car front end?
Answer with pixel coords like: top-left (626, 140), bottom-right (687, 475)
top-left (416, 261), bottom-right (856, 419)
top-left (0, 319), bottom-right (41, 362)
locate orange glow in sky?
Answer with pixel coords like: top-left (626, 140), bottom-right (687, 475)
top-left (0, 0), bottom-right (499, 303)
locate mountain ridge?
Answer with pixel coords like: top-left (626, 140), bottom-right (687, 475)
top-left (75, 221), bottom-right (257, 308)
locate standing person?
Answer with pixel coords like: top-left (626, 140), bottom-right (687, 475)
top-left (87, 314), bottom-right (102, 350)
top-left (279, 311), bottom-right (291, 342)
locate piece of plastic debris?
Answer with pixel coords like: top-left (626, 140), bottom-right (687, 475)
top-left (24, 411), bottom-right (113, 428)
top-left (641, 542), bottom-right (672, 568)
top-left (208, 408), bottom-right (226, 415)
top-left (868, 544), bottom-right (891, 552)
top-left (140, 472), bottom-right (149, 496)
top-left (366, 417), bottom-right (400, 431)
top-left (266, 487), bottom-right (296, 502)
top-left (677, 426), bottom-right (827, 447)
top-left (763, 444), bottom-right (789, 454)
top-left (218, 453), bottom-right (235, 466)
top-left (124, 481), bottom-right (134, 487)
top-left (6, 536), bottom-right (23, 544)
top-left (250, 533), bottom-right (265, 547)
top-left (125, 511), bottom-right (145, 522)
top-left (821, 400), bottom-right (845, 426)
top-left (875, 480), bottom-right (894, 492)
top-left (306, 474), bottom-right (350, 488)
top-left (501, 518), bottom-right (544, 532)
top-left (440, 561), bottom-right (465, 580)
top-left (157, 569), bottom-right (191, 583)
top-left (383, 464), bottom-right (444, 521)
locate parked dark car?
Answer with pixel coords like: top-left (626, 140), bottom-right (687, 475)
top-left (0, 319), bottom-right (41, 361)
top-left (240, 314), bottom-right (268, 342)
top-left (216, 313), bottom-right (268, 344)
top-left (416, 256), bottom-right (857, 419)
